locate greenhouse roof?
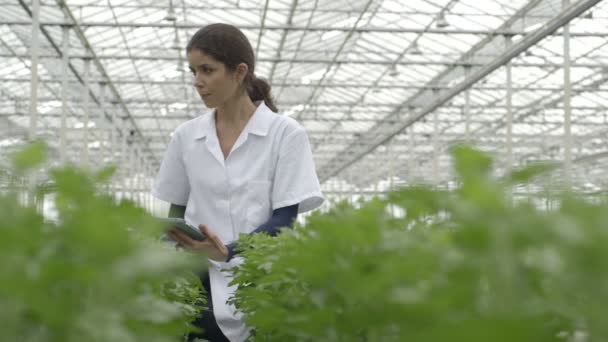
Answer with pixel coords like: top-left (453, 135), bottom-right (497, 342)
top-left (1, 0), bottom-right (607, 195)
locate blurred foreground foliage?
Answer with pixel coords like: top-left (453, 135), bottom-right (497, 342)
top-left (0, 142), bottom-right (205, 342)
top-left (230, 146), bottom-right (607, 342)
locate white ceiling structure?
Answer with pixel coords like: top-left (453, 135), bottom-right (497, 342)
top-left (1, 0), bottom-right (607, 200)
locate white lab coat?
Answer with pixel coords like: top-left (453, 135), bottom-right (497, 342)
top-left (152, 101), bottom-right (324, 341)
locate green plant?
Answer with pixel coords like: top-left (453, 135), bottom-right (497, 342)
top-left (0, 143), bottom-right (206, 342)
top-left (229, 146), bottom-right (607, 342)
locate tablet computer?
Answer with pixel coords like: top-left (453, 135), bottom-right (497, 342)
top-left (160, 217), bottom-right (206, 241)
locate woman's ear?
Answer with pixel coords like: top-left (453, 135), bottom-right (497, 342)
top-left (236, 63), bottom-right (249, 84)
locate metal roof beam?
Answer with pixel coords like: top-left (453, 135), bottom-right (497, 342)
top-left (6, 53), bottom-right (608, 68)
top-left (3, 20), bottom-right (607, 37)
top-left (5, 77), bottom-right (608, 91)
top-left (317, 0), bottom-right (603, 182)
top-left (5, 112), bottom-right (606, 125)
top-left (268, 0), bottom-right (298, 82)
top-left (5, 97), bottom-right (608, 110)
top-left (316, 0), bottom-right (546, 182)
top-left (51, 0), bottom-right (158, 165)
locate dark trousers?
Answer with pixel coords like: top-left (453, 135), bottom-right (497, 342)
top-left (187, 272), bottom-right (231, 342)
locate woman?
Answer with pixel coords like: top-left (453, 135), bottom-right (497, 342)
top-left (152, 23), bottom-right (324, 342)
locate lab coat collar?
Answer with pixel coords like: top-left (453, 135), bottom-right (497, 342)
top-left (193, 101), bottom-right (273, 140)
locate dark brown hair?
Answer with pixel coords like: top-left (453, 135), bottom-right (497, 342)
top-left (186, 23), bottom-right (278, 112)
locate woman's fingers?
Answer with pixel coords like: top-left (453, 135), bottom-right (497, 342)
top-left (198, 224), bottom-right (210, 236)
top-left (169, 229), bottom-right (194, 247)
top-left (198, 225), bottom-right (228, 260)
top-left (199, 225), bottom-right (223, 249)
top-left (170, 227), bottom-right (216, 253)
top-left (198, 224), bottom-right (215, 243)
top-left (173, 224), bottom-right (226, 261)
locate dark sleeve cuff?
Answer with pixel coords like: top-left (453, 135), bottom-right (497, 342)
top-left (225, 242), bottom-right (238, 262)
top-left (225, 204), bottom-right (299, 262)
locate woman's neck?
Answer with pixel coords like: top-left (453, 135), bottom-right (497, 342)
top-left (215, 93), bottom-right (257, 130)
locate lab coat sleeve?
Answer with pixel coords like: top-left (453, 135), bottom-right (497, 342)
top-left (272, 128), bottom-right (324, 213)
top-left (152, 131), bottom-right (190, 206)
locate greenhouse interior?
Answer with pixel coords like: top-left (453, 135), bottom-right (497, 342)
top-left (1, 0), bottom-right (608, 341)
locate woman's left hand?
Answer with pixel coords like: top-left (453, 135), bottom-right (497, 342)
top-left (169, 224), bottom-right (229, 262)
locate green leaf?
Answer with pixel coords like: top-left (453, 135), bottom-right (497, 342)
top-left (503, 162), bottom-right (559, 184)
top-left (10, 140), bottom-right (48, 172)
top-left (228, 145), bottom-right (608, 341)
top-left (0, 157), bottom-right (204, 342)
top-left (94, 165), bottom-right (117, 183)
top-left (450, 144), bottom-right (493, 181)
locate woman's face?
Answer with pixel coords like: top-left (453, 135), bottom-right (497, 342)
top-left (187, 49), bottom-right (242, 108)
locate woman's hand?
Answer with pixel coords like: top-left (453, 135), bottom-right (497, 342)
top-left (169, 224), bottom-right (229, 262)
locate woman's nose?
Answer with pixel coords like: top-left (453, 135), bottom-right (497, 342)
top-left (193, 73), bottom-right (204, 87)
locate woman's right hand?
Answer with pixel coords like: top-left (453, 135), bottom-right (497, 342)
top-left (168, 224), bottom-right (230, 262)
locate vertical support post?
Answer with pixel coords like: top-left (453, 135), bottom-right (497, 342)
top-left (110, 102), bottom-right (117, 193)
top-left (81, 58), bottom-right (91, 169)
top-left (27, 0), bottom-right (41, 208)
top-left (129, 145), bottom-right (135, 202)
top-left (506, 35), bottom-right (514, 174)
top-left (98, 82), bottom-right (107, 169)
top-left (563, 0), bottom-right (572, 185)
top-left (388, 139), bottom-right (394, 193)
top-left (121, 120), bottom-right (128, 201)
top-left (29, 0), bottom-right (40, 142)
top-left (432, 89), bottom-right (439, 186)
top-left (408, 126), bottom-right (415, 184)
top-left (464, 66), bottom-right (471, 143)
top-left (60, 23), bottom-right (69, 164)
top-left (144, 163), bottom-right (150, 211)
top-left (137, 149), bottom-right (143, 206)
top-left (349, 170), bottom-right (354, 205)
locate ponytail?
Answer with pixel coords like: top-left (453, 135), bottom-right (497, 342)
top-left (248, 75), bottom-right (278, 112)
